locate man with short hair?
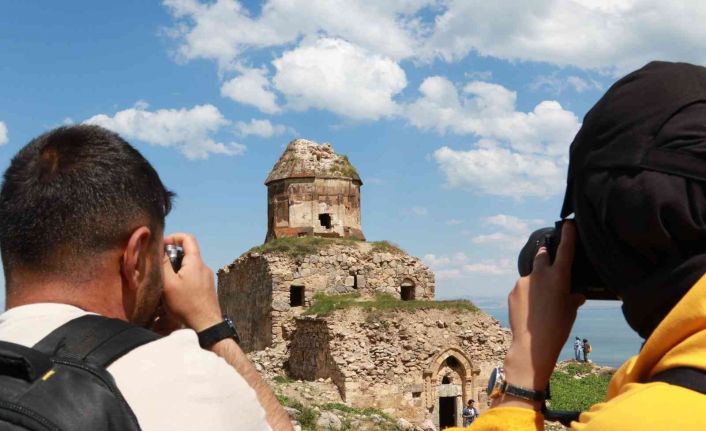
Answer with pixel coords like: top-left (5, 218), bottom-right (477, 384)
top-left (462, 399), bottom-right (479, 427)
top-left (0, 125), bottom-right (291, 430)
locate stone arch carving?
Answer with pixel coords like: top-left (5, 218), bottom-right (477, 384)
top-left (423, 346), bottom-right (475, 429)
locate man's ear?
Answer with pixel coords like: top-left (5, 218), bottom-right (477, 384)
top-left (120, 226), bottom-right (153, 292)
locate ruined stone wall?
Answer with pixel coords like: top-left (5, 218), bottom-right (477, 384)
top-left (287, 317), bottom-right (346, 393)
top-left (219, 241), bottom-right (437, 351)
top-left (266, 177), bottom-right (363, 241)
top-left (284, 307), bottom-right (511, 425)
top-left (217, 255), bottom-right (273, 353)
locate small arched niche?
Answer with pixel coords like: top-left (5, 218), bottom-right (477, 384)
top-left (401, 279), bottom-right (415, 301)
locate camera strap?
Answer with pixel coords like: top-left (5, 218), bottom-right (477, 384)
top-left (649, 367), bottom-right (706, 394)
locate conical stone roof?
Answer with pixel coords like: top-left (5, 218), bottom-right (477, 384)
top-left (265, 139), bottom-right (361, 184)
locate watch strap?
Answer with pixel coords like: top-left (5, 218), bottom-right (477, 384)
top-left (197, 316), bottom-right (240, 349)
top-left (503, 382), bottom-right (549, 401)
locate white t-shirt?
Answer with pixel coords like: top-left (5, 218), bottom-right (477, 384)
top-left (0, 303), bottom-right (271, 431)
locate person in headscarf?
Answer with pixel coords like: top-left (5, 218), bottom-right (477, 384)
top-left (449, 61), bottom-right (706, 430)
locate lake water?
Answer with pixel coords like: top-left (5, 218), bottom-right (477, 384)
top-left (480, 303), bottom-right (644, 369)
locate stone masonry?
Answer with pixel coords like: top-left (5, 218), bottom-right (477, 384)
top-left (217, 138), bottom-right (511, 429)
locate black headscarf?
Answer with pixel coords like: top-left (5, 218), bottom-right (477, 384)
top-left (562, 61), bottom-right (706, 339)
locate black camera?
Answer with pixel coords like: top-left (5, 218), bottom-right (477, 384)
top-left (517, 220), bottom-right (618, 300)
top-left (165, 244), bottom-right (184, 273)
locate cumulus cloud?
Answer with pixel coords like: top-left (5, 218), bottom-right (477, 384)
top-left (221, 67), bottom-right (281, 114)
top-left (423, 252), bottom-right (513, 278)
top-left (472, 214), bottom-right (545, 252)
top-left (0, 121), bottom-right (7, 146)
top-left (84, 102), bottom-right (245, 160)
top-left (272, 38), bottom-right (407, 120)
top-left (423, 0), bottom-right (706, 73)
top-left (234, 119), bottom-right (292, 138)
top-left (163, 0), bottom-right (428, 69)
top-left (531, 73), bottom-right (603, 94)
top-left (409, 76), bottom-right (580, 198)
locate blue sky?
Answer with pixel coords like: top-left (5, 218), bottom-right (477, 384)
top-left (2, 1), bottom-right (706, 311)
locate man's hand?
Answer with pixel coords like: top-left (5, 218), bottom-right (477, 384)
top-left (161, 233), bottom-right (223, 332)
top-left (494, 222), bottom-right (586, 410)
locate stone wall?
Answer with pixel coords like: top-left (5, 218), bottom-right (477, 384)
top-left (282, 306), bottom-right (511, 426)
top-left (217, 255), bottom-right (273, 352)
top-left (267, 177), bottom-right (363, 241)
top-left (218, 241), bottom-right (437, 352)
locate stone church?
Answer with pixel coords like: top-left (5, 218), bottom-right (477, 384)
top-left (217, 139), bottom-right (510, 429)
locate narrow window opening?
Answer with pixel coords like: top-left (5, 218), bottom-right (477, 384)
top-left (412, 392), bottom-right (422, 398)
top-left (350, 271), bottom-right (358, 289)
top-left (441, 375), bottom-right (452, 384)
top-left (401, 285), bottom-right (414, 301)
top-left (319, 213), bottom-right (332, 229)
top-left (290, 285), bottom-right (305, 307)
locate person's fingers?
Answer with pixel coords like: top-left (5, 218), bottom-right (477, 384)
top-left (164, 232), bottom-right (201, 257)
top-left (554, 221), bottom-right (577, 270)
top-left (533, 246), bottom-right (551, 271)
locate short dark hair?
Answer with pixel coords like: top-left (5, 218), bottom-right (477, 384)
top-left (0, 125), bottom-right (174, 280)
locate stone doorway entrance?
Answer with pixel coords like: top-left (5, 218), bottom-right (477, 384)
top-left (439, 396), bottom-right (457, 429)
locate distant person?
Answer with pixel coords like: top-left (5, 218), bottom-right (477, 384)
top-left (0, 126), bottom-right (291, 430)
top-left (583, 338), bottom-right (592, 362)
top-left (462, 399), bottom-right (479, 426)
top-left (448, 61), bottom-right (706, 430)
top-left (573, 336), bottom-right (582, 361)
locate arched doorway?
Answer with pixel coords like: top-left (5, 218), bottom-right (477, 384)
top-left (401, 279), bottom-right (415, 301)
top-left (423, 347), bottom-right (474, 430)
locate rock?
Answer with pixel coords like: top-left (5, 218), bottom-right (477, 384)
top-left (316, 411), bottom-right (342, 430)
top-left (284, 407), bottom-right (301, 419)
top-left (397, 418), bottom-right (415, 430)
top-left (272, 300), bottom-right (290, 312)
top-left (420, 419), bottom-right (438, 431)
top-left (344, 276), bottom-right (355, 287)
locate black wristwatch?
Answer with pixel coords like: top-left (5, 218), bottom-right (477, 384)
top-left (197, 316), bottom-right (241, 349)
top-left (486, 366), bottom-right (549, 402)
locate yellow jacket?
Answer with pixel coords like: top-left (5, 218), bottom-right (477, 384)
top-left (449, 273), bottom-right (706, 430)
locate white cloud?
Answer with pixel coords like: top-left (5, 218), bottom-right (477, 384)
top-left (410, 76), bottom-right (580, 199)
top-left (0, 122), bottom-right (7, 146)
top-left (411, 206), bottom-right (429, 216)
top-left (235, 119), bottom-right (292, 138)
top-left (472, 214), bottom-right (545, 251)
top-left (434, 140), bottom-right (568, 199)
top-left (163, 0), bottom-right (429, 70)
top-left (446, 219), bottom-right (463, 225)
top-left (531, 73), bottom-right (603, 94)
top-left (84, 102), bottom-right (245, 160)
top-left (423, 0), bottom-right (706, 73)
top-left (423, 252), bottom-right (514, 278)
top-left (463, 259), bottom-right (514, 275)
top-left (272, 38), bottom-right (407, 120)
top-left (221, 67), bottom-right (281, 114)
top-left (482, 214), bottom-right (544, 234)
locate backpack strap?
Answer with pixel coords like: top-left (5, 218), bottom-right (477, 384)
top-left (650, 367), bottom-right (706, 394)
top-left (33, 315), bottom-right (160, 367)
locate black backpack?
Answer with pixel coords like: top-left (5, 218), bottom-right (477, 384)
top-left (0, 315), bottom-right (160, 430)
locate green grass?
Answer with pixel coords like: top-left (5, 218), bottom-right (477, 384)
top-left (369, 240), bottom-right (406, 254)
top-left (246, 236), bottom-right (362, 257)
top-left (273, 375), bottom-right (296, 384)
top-left (548, 362), bottom-right (614, 412)
top-left (304, 292), bottom-right (479, 317)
